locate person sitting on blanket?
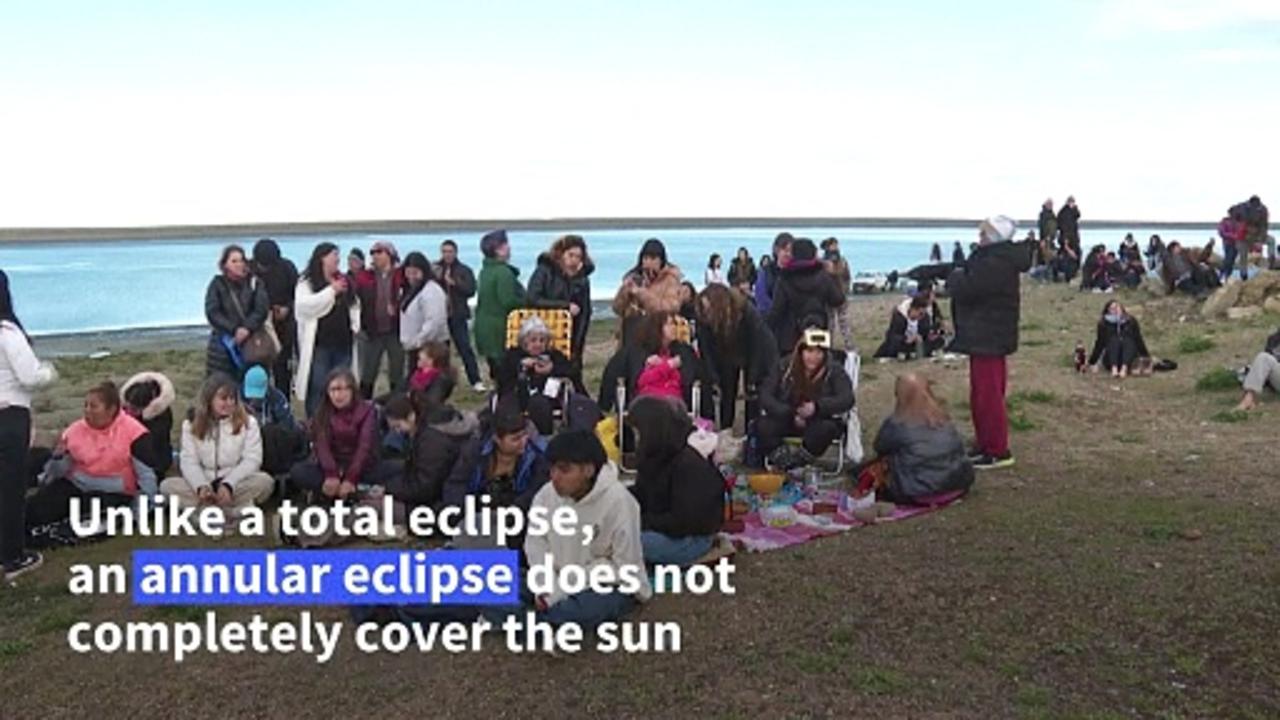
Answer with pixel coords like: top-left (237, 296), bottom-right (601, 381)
top-left (757, 327), bottom-right (854, 468)
top-left (383, 383), bottom-right (481, 513)
top-left (496, 315), bottom-right (573, 437)
top-left (1234, 325), bottom-right (1280, 412)
top-left (874, 295), bottom-right (942, 360)
top-left (523, 429), bottom-right (651, 630)
top-left (626, 395), bottom-right (725, 567)
top-left (598, 310), bottom-right (699, 413)
top-left (863, 373), bottom-right (973, 504)
top-left (121, 371), bottom-right (176, 478)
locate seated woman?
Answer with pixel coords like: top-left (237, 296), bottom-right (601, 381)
top-left (1161, 240), bottom-right (1220, 296)
top-left (1234, 326), bottom-right (1280, 412)
top-left (383, 378), bottom-right (481, 511)
top-left (159, 374), bottom-right (274, 517)
top-left (867, 373), bottom-right (973, 504)
top-left (26, 381), bottom-right (158, 532)
top-left (627, 396), bottom-right (724, 566)
top-left (121, 371), bottom-right (176, 478)
top-left (496, 316), bottom-right (573, 436)
top-left (757, 328), bottom-right (855, 465)
top-left (1079, 244), bottom-right (1113, 292)
top-left (1088, 301), bottom-right (1151, 378)
top-left (695, 284), bottom-right (778, 430)
top-left (598, 311), bottom-right (698, 413)
top-left (443, 402), bottom-right (548, 545)
top-left (875, 295), bottom-right (942, 360)
top-left (289, 368), bottom-right (397, 501)
top-left (240, 365), bottom-right (305, 476)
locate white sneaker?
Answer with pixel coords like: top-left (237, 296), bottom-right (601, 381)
top-left (472, 382), bottom-right (489, 393)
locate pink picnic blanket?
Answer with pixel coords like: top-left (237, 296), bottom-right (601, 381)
top-left (723, 489), bottom-right (965, 553)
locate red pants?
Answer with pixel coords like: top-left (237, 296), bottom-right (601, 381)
top-left (969, 354), bottom-right (1009, 457)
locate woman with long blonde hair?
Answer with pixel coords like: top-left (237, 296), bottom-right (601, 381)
top-left (869, 373), bottom-right (973, 504)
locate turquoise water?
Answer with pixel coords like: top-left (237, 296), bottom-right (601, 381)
top-left (0, 225), bottom-right (1211, 335)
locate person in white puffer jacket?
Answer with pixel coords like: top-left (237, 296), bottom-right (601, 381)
top-left (160, 374), bottom-right (273, 513)
top-left (399, 252), bottom-right (449, 387)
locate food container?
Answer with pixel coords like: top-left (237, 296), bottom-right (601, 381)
top-left (748, 473), bottom-right (785, 496)
top-left (760, 505), bottom-right (798, 528)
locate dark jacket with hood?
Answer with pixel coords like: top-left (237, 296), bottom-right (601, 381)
top-left (527, 253), bottom-right (595, 353)
top-left (121, 371), bottom-right (176, 478)
top-left (433, 259), bottom-right (477, 320)
top-left (945, 241), bottom-right (1033, 357)
top-left (1057, 204), bottom-right (1081, 244)
top-left (874, 307), bottom-right (935, 358)
top-left (631, 444), bottom-right (725, 538)
top-left (1088, 315), bottom-right (1150, 366)
top-left (759, 352), bottom-right (855, 421)
top-left (442, 432), bottom-right (548, 515)
top-left (873, 416), bottom-right (974, 503)
top-left (251, 240), bottom-right (299, 355)
top-left (696, 302), bottom-right (778, 389)
top-left (387, 406), bottom-right (480, 509)
top-left (728, 258), bottom-right (757, 289)
top-left (1037, 206), bottom-right (1057, 242)
top-left (496, 346), bottom-right (573, 403)
top-left (767, 259), bottom-right (846, 355)
top-left (204, 274), bottom-right (270, 377)
top-left (598, 340), bottom-right (699, 413)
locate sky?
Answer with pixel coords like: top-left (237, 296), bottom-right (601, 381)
top-left (0, 0), bottom-right (1276, 227)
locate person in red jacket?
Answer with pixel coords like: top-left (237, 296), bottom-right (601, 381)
top-left (289, 368), bottom-right (398, 500)
top-left (353, 240), bottom-right (406, 399)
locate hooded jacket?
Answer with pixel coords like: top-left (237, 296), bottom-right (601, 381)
top-left (1057, 204), bottom-right (1081, 240)
top-left (121, 371), bottom-right (176, 477)
top-left (767, 260), bottom-right (846, 355)
top-left (874, 306), bottom-right (936, 358)
top-left (611, 264), bottom-right (684, 319)
top-left (474, 258), bottom-right (526, 360)
top-left (178, 415), bottom-right (265, 491)
top-left (759, 352), bottom-right (855, 421)
top-left (251, 240), bottom-right (300, 310)
top-left (696, 302), bottom-right (778, 390)
top-left (312, 399), bottom-right (378, 484)
top-left (443, 430), bottom-right (548, 514)
top-left (527, 253), bottom-right (595, 352)
top-left (1088, 315), bottom-right (1150, 366)
top-left (433, 259), bottom-right (477, 320)
top-left (388, 408), bottom-right (481, 509)
top-left (873, 416), bottom-right (974, 503)
top-left (632, 444), bottom-right (725, 538)
top-left (945, 240), bottom-right (1033, 357)
top-left (523, 461), bottom-right (652, 607)
top-left (399, 280), bottom-right (449, 350)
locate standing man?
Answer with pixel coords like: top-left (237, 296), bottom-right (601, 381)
top-left (754, 232), bottom-right (794, 315)
top-left (1056, 196), bottom-right (1082, 282)
top-left (435, 239), bottom-right (486, 393)
top-left (820, 237), bottom-right (852, 295)
top-left (353, 240), bottom-right (405, 398)
top-left (946, 215), bottom-right (1032, 470)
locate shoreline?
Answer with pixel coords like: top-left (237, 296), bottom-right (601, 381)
top-left (0, 216), bottom-right (1217, 244)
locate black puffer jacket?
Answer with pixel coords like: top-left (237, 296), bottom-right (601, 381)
top-left (945, 241), bottom-right (1033, 357)
top-left (597, 341), bottom-right (699, 413)
top-left (526, 253), bottom-right (594, 353)
top-left (873, 417), bottom-right (973, 503)
top-left (697, 302), bottom-right (778, 388)
top-left (759, 352), bottom-right (855, 421)
top-left (767, 261), bottom-right (845, 354)
top-left (1038, 207), bottom-right (1057, 240)
top-left (204, 275), bottom-right (269, 377)
top-left (631, 445), bottom-right (725, 538)
top-left (385, 407), bottom-right (480, 509)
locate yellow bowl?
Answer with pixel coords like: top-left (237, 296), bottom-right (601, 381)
top-left (748, 473), bottom-right (785, 495)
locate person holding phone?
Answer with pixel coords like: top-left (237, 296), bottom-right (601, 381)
top-left (295, 243), bottom-right (362, 418)
top-left (496, 316), bottom-right (571, 436)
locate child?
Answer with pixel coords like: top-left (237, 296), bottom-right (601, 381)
top-left (409, 341), bottom-right (452, 395)
top-left (524, 429), bottom-right (651, 630)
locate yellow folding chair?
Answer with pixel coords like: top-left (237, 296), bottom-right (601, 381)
top-left (505, 309), bottom-right (573, 358)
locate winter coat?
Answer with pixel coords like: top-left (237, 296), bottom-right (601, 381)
top-left (177, 415), bottom-right (265, 491)
top-left (1057, 206), bottom-right (1081, 247)
top-left (754, 261), bottom-right (780, 314)
top-left (872, 417), bottom-right (974, 503)
top-left (252, 245), bottom-right (300, 355)
top-left (121, 371), bottom-right (176, 477)
top-left (399, 280), bottom-right (449, 350)
top-left (728, 258), bottom-right (757, 289)
top-left (874, 307), bottom-right (935, 358)
top-left (598, 341), bottom-right (699, 412)
top-left (1088, 316), bottom-right (1150, 365)
top-left (243, 385), bottom-right (296, 431)
top-left (611, 264), bottom-right (684, 319)
top-left (524, 461), bottom-right (651, 607)
top-left (292, 277), bottom-right (362, 403)
top-left (759, 353), bottom-right (855, 421)
top-left (945, 241), bottom-right (1033, 357)
top-left (696, 303), bottom-right (778, 389)
top-left (527, 253), bottom-right (594, 354)
top-left (443, 431), bottom-right (548, 515)
top-left (1038, 207), bottom-right (1058, 242)
top-left (474, 258), bottom-right (526, 361)
top-left (388, 408), bottom-right (480, 509)
top-left (826, 254), bottom-right (852, 295)
top-left (767, 260), bottom-right (846, 355)
top-left (353, 267), bottom-right (405, 338)
top-left (312, 399), bottom-right (378, 484)
top-left (59, 412), bottom-right (153, 496)
top-left (204, 274), bottom-right (270, 378)
top-left (434, 260), bottom-right (478, 320)
top-left (0, 321), bottom-right (57, 410)
top-left (631, 444), bottom-right (724, 538)
top-left (496, 346), bottom-right (573, 401)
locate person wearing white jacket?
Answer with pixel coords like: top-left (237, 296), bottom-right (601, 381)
top-left (399, 252), bottom-right (449, 386)
top-left (523, 430), bottom-right (651, 630)
top-left (295, 243), bottom-right (362, 417)
top-left (0, 270), bottom-right (58, 580)
top-left (160, 375), bottom-right (273, 513)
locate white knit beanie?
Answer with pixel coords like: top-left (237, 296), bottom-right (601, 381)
top-left (980, 215), bottom-right (1017, 244)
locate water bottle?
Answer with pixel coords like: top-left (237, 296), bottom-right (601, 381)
top-left (1073, 342), bottom-right (1087, 373)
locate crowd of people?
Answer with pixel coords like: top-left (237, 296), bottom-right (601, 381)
top-left (0, 200), bottom-right (1274, 634)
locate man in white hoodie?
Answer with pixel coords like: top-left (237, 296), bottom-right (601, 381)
top-left (524, 430), bottom-right (651, 630)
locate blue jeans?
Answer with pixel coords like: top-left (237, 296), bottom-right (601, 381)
top-left (641, 530), bottom-right (714, 567)
top-left (306, 345), bottom-right (353, 418)
top-left (448, 315), bottom-right (482, 385)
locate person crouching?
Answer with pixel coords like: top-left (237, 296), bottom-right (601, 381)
top-left (756, 328), bottom-right (854, 467)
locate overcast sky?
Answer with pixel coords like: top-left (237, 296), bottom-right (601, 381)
top-left (1, 0), bottom-right (1276, 227)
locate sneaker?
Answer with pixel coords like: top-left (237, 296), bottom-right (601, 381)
top-left (472, 382), bottom-right (489, 393)
top-left (972, 453), bottom-right (1015, 470)
top-left (4, 550), bottom-right (44, 582)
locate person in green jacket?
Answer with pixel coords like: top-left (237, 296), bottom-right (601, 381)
top-left (474, 229), bottom-right (526, 379)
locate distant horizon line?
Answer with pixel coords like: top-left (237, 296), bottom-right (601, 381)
top-left (0, 216), bottom-right (1219, 244)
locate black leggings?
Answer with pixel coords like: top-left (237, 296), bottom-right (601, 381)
top-left (756, 414), bottom-right (843, 457)
top-left (1101, 336), bottom-right (1139, 371)
top-left (0, 407), bottom-right (31, 564)
top-left (25, 477), bottom-right (133, 529)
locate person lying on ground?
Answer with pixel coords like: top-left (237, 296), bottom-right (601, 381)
top-left (1088, 301), bottom-right (1151, 379)
top-left (757, 327), bottom-right (855, 466)
top-left (383, 382), bottom-right (481, 513)
top-left (875, 295), bottom-right (942, 360)
top-left (121, 371), bottom-right (175, 478)
top-left (866, 372), bottom-right (973, 504)
top-left (289, 368), bottom-right (398, 501)
top-left (496, 315), bottom-right (573, 436)
top-left (1235, 326), bottom-right (1280, 412)
top-left (626, 395), bottom-right (724, 567)
top-left (160, 374), bottom-right (273, 519)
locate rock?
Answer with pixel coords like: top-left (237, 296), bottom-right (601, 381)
top-left (1201, 282), bottom-right (1242, 317)
top-left (1180, 528), bottom-right (1204, 541)
top-left (1227, 306), bottom-right (1262, 320)
top-left (1238, 270), bottom-right (1280, 306)
top-left (1265, 296), bottom-right (1280, 316)
top-left (1142, 276), bottom-right (1167, 296)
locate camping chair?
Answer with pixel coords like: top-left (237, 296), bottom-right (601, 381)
top-left (614, 315), bottom-right (705, 473)
top-left (498, 309), bottom-right (575, 425)
top-left (762, 332), bottom-right (863, 478)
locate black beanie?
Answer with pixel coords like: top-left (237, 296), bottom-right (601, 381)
top-left (791, 238), bottom-right (817, 262)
